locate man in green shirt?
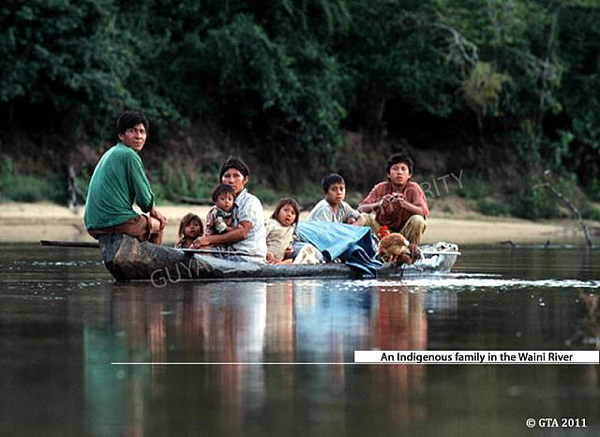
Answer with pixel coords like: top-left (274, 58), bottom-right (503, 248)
top-left (84, 110), bottom-right (167, 244)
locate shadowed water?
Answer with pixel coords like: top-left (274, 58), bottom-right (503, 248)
top-left (0, 245), bottom-right (599, 436)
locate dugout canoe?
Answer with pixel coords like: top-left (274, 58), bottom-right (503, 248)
top-left (97, 234), bottom-right (460, 282)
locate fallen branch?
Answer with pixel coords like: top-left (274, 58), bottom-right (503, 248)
top-left (534, 170), bottom-right (594, 248)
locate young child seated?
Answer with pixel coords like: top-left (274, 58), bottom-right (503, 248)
top-left (205, 184), bottom-right (237, 236)
top-left (175, 213), bottom-right (204, 248)
top-left (265, 197), bottom-right (300, 264)
top-left (307, 173), bottom-right (366, 226)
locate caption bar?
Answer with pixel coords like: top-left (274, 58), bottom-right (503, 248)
top-left (354, 350), bottom-right (600, 365)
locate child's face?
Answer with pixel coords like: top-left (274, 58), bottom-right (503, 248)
top-left (184, 219), bottom-right (202, 239)
top-left (388, 162), bottom-right (412, 187)
top-left (216, 193), bottom-right (234, 212)
top-left (277, 204), bottom-right (297, 227)
top-left (326, 182), bottom-right (346, 205)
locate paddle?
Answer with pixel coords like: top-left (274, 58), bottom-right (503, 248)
top-left (41, 240), bottom-right (99, 248)
top-left (40, 240), bottom-right (264, 258)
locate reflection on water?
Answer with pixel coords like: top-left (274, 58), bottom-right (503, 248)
top-left (1, 245), bottom-right (599, 436)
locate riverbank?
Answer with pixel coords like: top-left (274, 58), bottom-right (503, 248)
top-left (0, 202), bottom-right (594, 246)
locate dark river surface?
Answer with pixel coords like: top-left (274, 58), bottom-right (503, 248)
top-left (1, 244), bottom-right (599, 436)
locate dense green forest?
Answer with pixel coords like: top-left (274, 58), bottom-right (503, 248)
top-left (1, 0), bottom-right (599, 220)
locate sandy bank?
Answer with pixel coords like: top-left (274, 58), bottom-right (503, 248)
top-left (0, 202), bottom-right (592, 246)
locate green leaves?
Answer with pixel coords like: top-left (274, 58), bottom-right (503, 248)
top-left (1, 0), bottom-right (599, 194)
top-left (0, 0), bottom-right (132, 140)
top-left (463, 62), bottom-right (510, 117)
top-left (2, 1), bottom-right (117, 99)
top-left (195, 13), bottom-right (346, 157)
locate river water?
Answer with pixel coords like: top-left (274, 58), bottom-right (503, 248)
top-left (1, 245), bottom-right (599, 436)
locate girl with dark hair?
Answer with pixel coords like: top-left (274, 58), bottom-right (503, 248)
top-left (175, 213), bottom-right (204, 249)
top-left (265, 198), bottom-right (300, 264)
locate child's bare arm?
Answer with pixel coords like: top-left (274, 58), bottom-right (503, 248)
top-left (284, 246), bottom-right (294, 258)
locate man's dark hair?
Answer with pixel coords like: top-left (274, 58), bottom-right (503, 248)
top-left (386, 153), bottom-right (414, 175)
top-left (219, 157), bottom-right (250, 181)
top-left (321, 173), bottom-right (345, 193)
top-left (116, 110), bottom-right (149, 135)
top-left (212, 184), bottom-right (236, 202)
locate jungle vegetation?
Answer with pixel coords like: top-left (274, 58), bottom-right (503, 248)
top-left (1, 0), bottom-right (599, 219)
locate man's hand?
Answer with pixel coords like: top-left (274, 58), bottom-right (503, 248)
top-left (284, 246), bottom-right (294, 258)
top-left (390, 193), bottom-right (412, 211)
top-left (390, 193), bottom-right (406, 209)
top-left (150, 207), bottom-right (168, 230)
top-left (381, 194), bottom-right (394, 213)
top-left (193, 236), bottom-right (211, 247)
top-left (393, 193), bottom-right (407, 209)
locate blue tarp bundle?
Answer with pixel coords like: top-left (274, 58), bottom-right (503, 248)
top-left (296, 221), bottom-right (382, 277)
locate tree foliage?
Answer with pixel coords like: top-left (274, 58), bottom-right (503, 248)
top-left (0, 0), bottom-right (133, 136)
top-left (1, 0), bottom-right (599, 202)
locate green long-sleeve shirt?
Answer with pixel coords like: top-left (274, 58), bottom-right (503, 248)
top-left (84, 143), bottom-right (155, 230)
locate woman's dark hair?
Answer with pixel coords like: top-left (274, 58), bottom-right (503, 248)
top-left (177, 213), bottom-right (203, 238)
top-left (116, 110), bottom-right (149, 135)
top-left (218, 157), bottom-right (250, 181)
top-left (321, 173), bottom-right (345, 193)
top-left (212, 184), bottom-right (236, 202)
top-left (386, 153), bottom-right (414, 175)
top-left (271, 197), bottom-right (300, 226)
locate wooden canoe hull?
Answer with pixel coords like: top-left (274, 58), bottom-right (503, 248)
top-left (98, 234), bottom-right (459, 282)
